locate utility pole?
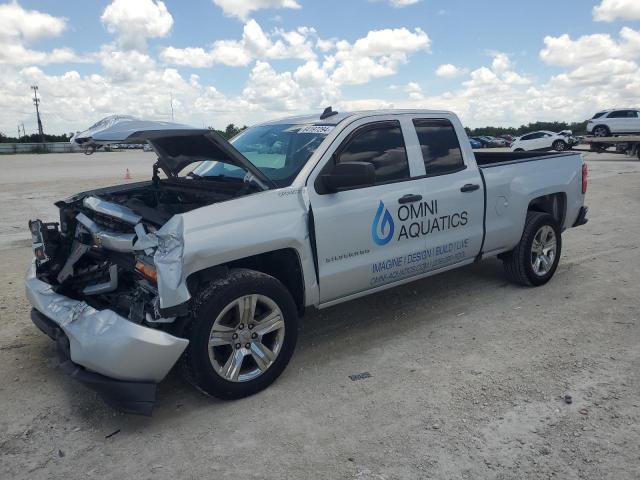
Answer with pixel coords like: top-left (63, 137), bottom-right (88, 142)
top-left (18, 124), bottom-right (21, 142)
top-left (170, 92), bottom-right (175, 122)
top-left (31, 85), bottom-right (45, 143)
top-left (21, 122), bottom-right (25, 139)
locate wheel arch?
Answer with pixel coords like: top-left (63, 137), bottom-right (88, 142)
top-left (187, 248), bottom-right (306, 316)
top-left (527, 192), bottom-right (567, 229)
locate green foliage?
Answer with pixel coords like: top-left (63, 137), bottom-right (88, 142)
top-left (209, 123), bottom-right (248, 140)
top-left (0, 132), bottom-right (73, 143)
top-left (467, 121), bottom-right (589, 137)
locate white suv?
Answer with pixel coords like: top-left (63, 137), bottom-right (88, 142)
top-left (510, 131), bottom-right (570, 152)
top-left (586, 109), bottom-right (640, 137)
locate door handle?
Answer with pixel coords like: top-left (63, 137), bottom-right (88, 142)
top-left (460, 184), bottom-right (480, 193)
top-left (398, 194), bottom-right (423, 204)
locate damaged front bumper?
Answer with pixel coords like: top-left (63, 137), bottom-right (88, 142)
top-left (25, 261), bottom-right (189, 414)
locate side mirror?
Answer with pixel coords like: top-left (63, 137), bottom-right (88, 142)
top-left (322, 161), bottom-right (375, 192)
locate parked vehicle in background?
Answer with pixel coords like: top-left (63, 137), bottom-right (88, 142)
top-left (469, 137), bottom-right (483, 149)
top-left (472, 136), bottom-right (502, 148)
top-left (586, 109), bottom-right (640, 137)
top-left (511, 131), bottom-right (570, 152)
top-left (470, 136), bottom-right (488, 147)
top-left (27, 109), bottom-right (588, 414)
top-left (487, 136), bottom-right (509, 147)
top-left (500, 134), bottom-right (515, 144)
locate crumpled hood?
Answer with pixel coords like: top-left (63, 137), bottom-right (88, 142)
top-left (70, 115), bottom-right (273, 188)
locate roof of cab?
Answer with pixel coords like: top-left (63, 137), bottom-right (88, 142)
top-left (259, 109), bottom-right (456, 126)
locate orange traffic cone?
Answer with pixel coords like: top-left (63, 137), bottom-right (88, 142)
top-left (124, 168), bottom-right (132, 180)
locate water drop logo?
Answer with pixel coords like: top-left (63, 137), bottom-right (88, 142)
top-left (371, 200), bottom-right (395, 246)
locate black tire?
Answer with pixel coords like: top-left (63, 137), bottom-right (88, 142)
top-left (514, 148), bottom-right (525, 152)
top-left (592, 125), bottom-right (610, 137)
top-left (502, 212), bottom-right (562, 287)
top-left (182, 268), bottom-right (298, 400)
top-left (552, 140), bottom-right (567, 151)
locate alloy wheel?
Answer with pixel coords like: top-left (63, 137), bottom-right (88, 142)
top-left (530, 225), bottom-right (557, 276)
top-left (208, 294), bottom-right (285, 382)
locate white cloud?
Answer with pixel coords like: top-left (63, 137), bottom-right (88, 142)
top-left (435, 64), bottom-right (465, 77)
top-left (593, 0), bottom-right (640, 22)
top-left (212, 0), bottom-right (301, 20)
top-left (330, 27), bottom-right (431, 84)
top-left (388, 0), bottom-right (421, 7)
top-left (405, 81), bottom-right (424, 100)
top-left (101, 0), bottom-right (173, 50)
top-left (160, 47), bottom-right (215, 68)
top-left (540, 27), bottom-right (640, 67)
top-left (0, 2), bottom-right (85, 66)
top-left (336, 98), bottom-right (394, 111)
top-left (0, 1), bottom-right (66, 41)
top-left (161, 20), bottom-right (316, 68)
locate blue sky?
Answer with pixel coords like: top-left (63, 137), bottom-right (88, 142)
top-left (1, 0), bottom-right (639, 134)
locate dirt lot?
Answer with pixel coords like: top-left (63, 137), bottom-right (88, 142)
top-left (1, 150), bottom-right (639, 479)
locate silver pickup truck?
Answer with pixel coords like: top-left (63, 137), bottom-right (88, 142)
top-left (26, 109), bottom-right (588, 414)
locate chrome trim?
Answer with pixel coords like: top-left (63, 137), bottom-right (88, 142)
top-left (83, 196), bottom-right (142, 225)
top-left (25, 261), bottom-right (188, 383)
top-left (76, 212), bottom-right (136, 252)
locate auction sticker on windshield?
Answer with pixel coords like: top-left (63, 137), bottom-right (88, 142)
top-left (298, 125), bottom-right (335, 134)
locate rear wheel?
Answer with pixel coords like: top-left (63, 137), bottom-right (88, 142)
top-left (503, 212), bottom-right (562, 286)
top-left (552, 140), bottom-right (567, 151)
top-left (182, 269), bottom-right (298, 400)
top-left (592, 125), bottom-right (610, 137)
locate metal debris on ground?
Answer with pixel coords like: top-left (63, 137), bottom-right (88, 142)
top-left (104, 429), bottom-right (121, 439)
top-left (349, 372), bottom-right (372, 381)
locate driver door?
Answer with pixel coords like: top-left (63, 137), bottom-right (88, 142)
top-left (307, 118), bottom-right (427, 303)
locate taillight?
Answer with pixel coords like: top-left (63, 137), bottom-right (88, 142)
top-left (582, 163), bottom-right (588, 194)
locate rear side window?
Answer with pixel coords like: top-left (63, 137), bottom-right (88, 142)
top-left (413, 119), bottom-right (464, 176)
top-left (607, 110), bottom-right (637, 118)
top-left (336, 121), bottom-right (409, 184)
top-left (523, 132), bottom-right (544, 140)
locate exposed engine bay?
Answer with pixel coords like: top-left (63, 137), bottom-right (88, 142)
top-left (30, 176), bottom-right (259, 328)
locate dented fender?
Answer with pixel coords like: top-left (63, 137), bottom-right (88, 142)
top-left (134, 188), bottom-right (319, 310)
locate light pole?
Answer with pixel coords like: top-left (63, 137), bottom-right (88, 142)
top-left (31, 85), bottom-right (45, 143)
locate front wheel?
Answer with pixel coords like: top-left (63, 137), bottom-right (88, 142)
top-left (182, 269), bottom-right (298, 400)
top-left (502, 212), bottom-right (562, 286)
top-left (552, 140), bottom-right (567, 151)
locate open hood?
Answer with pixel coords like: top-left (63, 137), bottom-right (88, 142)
top-left (71, 115), bottom-right (274, 189)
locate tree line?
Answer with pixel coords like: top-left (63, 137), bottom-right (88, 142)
top-left (465, 121), bottom-right (589, 137)
top-left (0, 132), bottom-right (73, 143)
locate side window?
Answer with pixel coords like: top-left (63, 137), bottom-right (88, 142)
top-left (336, 121), bottom-right (409, 184)
top-left (608, 110), bottom-right (633, 118)
top-left (521, 133), bottom-right (534, 141)
top-left (413, 119), bottom-right (464, 175)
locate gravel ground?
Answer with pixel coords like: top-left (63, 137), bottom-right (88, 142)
top-left (0, 150), bottom-right (639, 479)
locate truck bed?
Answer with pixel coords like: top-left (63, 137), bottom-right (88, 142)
top-left (476, 150), bottom-right (584, 257)
top-left (474, 151), bottom-right (576, 168)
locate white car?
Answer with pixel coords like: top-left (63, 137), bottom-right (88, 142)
top-left (586, 109), bottom-right (640, 137)
top-left (511, 131), bottom-right (570, 152)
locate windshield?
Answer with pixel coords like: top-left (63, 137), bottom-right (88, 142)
top-left (191, 123), bottom-right (333, 187)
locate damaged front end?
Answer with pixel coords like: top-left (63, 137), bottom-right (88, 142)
top-left (27, 117), bottom-right (275, 414)
top-left (26, 188), bottom-right (196, 415)
top-left (30, 193), bottom-right (184, 326)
